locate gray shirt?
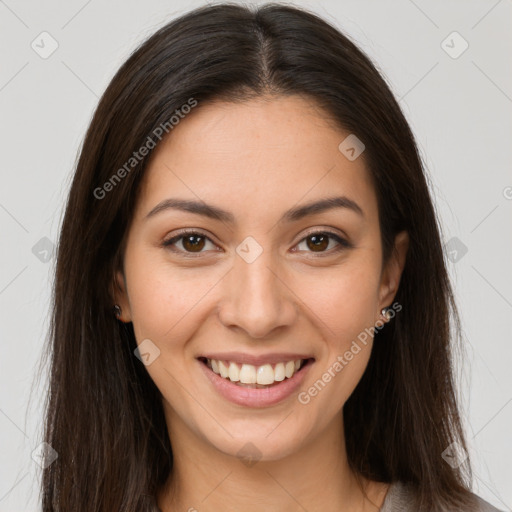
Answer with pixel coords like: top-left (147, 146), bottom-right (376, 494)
top-left (381, 482), bottom-right (504, 512)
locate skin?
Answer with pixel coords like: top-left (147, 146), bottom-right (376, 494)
top-left (114, 94), bottom-right (409, 512)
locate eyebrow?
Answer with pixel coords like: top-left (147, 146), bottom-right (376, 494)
top-left (144, 195), bottom-right (364, 224)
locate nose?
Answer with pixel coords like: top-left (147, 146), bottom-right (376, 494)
top-left (217, 247), bottom-right (297, 339)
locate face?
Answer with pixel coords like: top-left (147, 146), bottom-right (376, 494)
top-left (115, 94), bottom-right (408, 461)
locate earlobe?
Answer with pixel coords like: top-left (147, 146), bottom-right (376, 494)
top-left (378, 230), bottom-right (409, 312)
top-left (113, 270), bottom-right (132, 323)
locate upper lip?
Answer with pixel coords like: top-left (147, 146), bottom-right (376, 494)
top-left (198, 352), bottom-right (314, 366)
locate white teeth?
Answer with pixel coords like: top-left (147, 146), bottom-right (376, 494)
top-left (274, 362), bottom-right (285, 382)
top-left (218, 360), bottom-right (229, 378)
top-left (285, 361), bottom-right (295, 378)
top-left (205, 358), bottom-right (307, 386)
top-left (257, 364), bottom-right (274, 385)
top-left (228, 362), bottom-right (240, 382)
top-left (239, 364), bottom-right (257, 384)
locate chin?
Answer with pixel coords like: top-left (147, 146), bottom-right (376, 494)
top-left (200, 418), bottom-right (311, 463)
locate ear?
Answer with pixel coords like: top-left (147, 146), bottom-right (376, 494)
top-left (377, 230), bottom-right (409, 318)
top-left (113, 268), bottom-right (132, 323)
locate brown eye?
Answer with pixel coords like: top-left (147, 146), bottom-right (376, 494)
top-left (295, 231), bottom-right (350, 255)
top-left (306, 233), bottom-right (330, 252)
top-left (163, 231), bottom-right (217, 255)
top-left (181, 234), bottom-right (206, 252)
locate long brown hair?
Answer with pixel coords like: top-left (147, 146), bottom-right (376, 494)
top-left (37, 3), bottom-right (478, 511)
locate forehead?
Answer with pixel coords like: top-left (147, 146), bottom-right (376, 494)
top-left (137, 95), bottom-right (378, 225)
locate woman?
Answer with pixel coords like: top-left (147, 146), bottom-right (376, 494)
top-left (39, 3), bottom-right (503, 511)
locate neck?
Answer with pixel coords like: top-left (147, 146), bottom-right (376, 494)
top-left (157, 407), bottom-right (389, 512)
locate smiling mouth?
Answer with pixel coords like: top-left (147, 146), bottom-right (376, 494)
top-left (197, 357), bottom-right (314, 389)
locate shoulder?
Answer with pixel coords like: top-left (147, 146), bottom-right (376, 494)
top-left (473, 494), bottom-right (505, 512)
top-left (380, 482), bottom-right (504, 512)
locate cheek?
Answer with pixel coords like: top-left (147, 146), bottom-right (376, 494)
top-left (125, 250), bottom-right (218, 342)
top-left (124, 256), bottom-right (214, 414)
top-left (294, 259), bottom-right (380, 406)
top-left (294, 257), bottom-right (381, 341)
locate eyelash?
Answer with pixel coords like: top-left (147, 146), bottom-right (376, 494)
top-left (161, 228), bottom-right (352, 258)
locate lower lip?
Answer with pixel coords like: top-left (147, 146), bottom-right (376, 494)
top-left (198, 359), bottom-right (314, 408)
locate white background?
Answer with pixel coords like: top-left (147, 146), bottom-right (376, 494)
top-left (0, 0), bottom-right (511, 510)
